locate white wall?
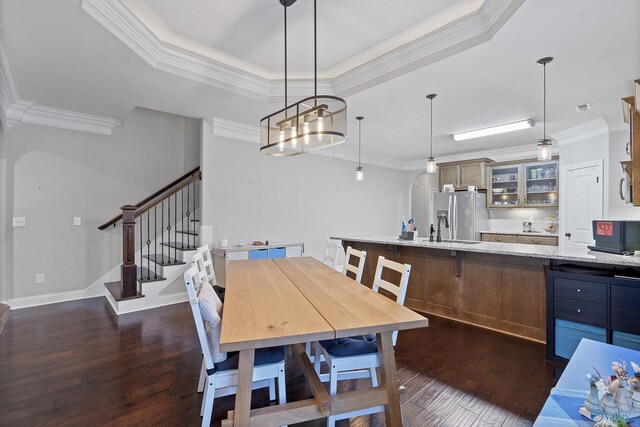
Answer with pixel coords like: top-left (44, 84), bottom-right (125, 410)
top-left (2, 107), bottom-right (200, 302)
top-left (201, 129), bottom-right (409, 261)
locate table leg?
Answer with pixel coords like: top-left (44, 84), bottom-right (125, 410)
top-left (376, 331), bottom-right (402, 427)
top-left (234, 348), bottom-right (255, 426)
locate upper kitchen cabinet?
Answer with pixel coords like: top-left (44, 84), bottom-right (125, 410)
top-left (438, 158), bottom-right (493, 191)
top-left (523, 161), bottom-right (558, 207)
top-left (488, 159), bottom-right (559, 208)
top-left (488, 163), bottom-right (522, 208)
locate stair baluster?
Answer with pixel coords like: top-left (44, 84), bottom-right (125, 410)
top-left (139, 213), bottom-right (143, 281)
top-left (181, 188), bottom-right (185, 249)
top-left (153, 205), bottom-right (157, 279)
top-left (146, 211), bottom-right (151, 280)
top-left (186, 183), bottom-right (191, 247)
top-left (174, 192), bottom-right (178, 261)
top-left (193, 180), bottom-right (197, 248)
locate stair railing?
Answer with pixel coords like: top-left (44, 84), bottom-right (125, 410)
top-left (99, 167), bottom-right (201, 299)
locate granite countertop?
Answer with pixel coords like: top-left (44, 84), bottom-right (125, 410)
top-left (332, 235), bottom-right (640, 267)
top-left (480, 230), bottom-right (559, 237)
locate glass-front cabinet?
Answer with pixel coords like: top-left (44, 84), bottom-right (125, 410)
top-left (487, 160), bottom-right (558, 208)
top-left (523, 161), bottom-right (558, 207)
top-left (489, 164), bottom-right (522, 207)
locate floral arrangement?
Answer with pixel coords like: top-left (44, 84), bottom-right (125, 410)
top-left (630, 362), bottom-right (640, 392)
top-left (594, 420), bottom-right (628, 427)
top-left (613, 361), bottom-right (629, 381)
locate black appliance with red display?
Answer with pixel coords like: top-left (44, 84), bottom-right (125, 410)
top-left (587, 220), bottom-right (640, 254)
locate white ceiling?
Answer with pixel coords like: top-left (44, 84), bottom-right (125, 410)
top-left (0, 0), bottom-right (639, 168)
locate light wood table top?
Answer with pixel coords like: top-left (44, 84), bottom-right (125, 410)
top-left (274, 257), bottom-right (429, 338)
top-left (219, 259), bottom-right (335, 352)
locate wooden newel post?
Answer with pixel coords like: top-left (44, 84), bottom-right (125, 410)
top-left (121, 205), bottom-right (138, 298)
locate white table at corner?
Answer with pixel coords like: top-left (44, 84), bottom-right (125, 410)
top-left (533, 338), bottom-right (640, 426)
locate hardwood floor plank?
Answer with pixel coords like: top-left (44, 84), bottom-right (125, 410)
top-left (0, 298), bottom-right (559, 426)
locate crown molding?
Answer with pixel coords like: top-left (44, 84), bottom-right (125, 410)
top-left (551, 117), bottom-right (609, 146)
top-left (0, 24), bottom-right (20, 129)
top-left (20, 105), bottom-right (121, 135)
top-left (331, 0), bottom-right (525, 96)
top-left (81, 0), bottom-right (271, 101)
top-left (212, 117), bottom-right (260, 143)
top-left (82, 0), bottom-right (523, 99)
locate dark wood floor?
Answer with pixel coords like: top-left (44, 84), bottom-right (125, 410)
top-left (0, 298), bottom-right (562, 426)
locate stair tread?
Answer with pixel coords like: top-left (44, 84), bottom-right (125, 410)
top-left (175, 230), bottom-right (198, 236)
top-left (161, 242), bottom-right (198, 251)
top-left (191, 219), bottom-right (200, 222)
top-left (137, 267), bottom-right (166, 283)
top-left (142, 254), bottom-right (186, 266)
top-left (104, 281), bottom-right (144, 302)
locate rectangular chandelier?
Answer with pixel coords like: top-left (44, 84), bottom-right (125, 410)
top-left (260, 95), bottom-right (347, 156)
top-left (452, 119), bottom-right (534, 141)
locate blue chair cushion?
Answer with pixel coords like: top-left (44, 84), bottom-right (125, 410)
top-left (320, 335), bottom-right (378, 357)
top-left (214, 346), bottom-right (285, 372)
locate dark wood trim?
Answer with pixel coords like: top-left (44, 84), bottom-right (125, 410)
top-left (134, 172), bottom-right (201, 218)
top-left (98, 166), bottom-right (200, 230)
top-left (120, 205), bottom-right (138, 298)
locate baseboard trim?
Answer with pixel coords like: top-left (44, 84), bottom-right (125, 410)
top-left (8, 290), bottom-right (88, 310)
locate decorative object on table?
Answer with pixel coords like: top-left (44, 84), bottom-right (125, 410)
top-left (443, 184), bottom-right (455, 192)
top-left (580, 360), bottom-right (640, 422)
top-left (260, 0), bottom-right (346, 156)
top-left (355, 116), bottom-right (365, 181)
top-left (545, 216), bottom-right (559, 233)
top-left (536, 56), bottom-right (554, 161)
top-left (426, 93), bottom-right (438, 174)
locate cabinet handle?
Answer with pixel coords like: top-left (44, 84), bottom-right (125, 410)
top-left (577, 289), bottom-right (581, 293)
top-left (577, 309), bottom-right (581, 313)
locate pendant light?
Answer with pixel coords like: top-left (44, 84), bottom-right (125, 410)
top-left (260, 0), bottom-right (347, 156)
top-left (426, 94), bottom-right (437, 174)
top-left (536, 57), bottom-right (553, 161)
top-left (355, 116), bottom-right (364, 181)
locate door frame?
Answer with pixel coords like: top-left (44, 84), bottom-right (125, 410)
top-left (559, 159), bottom-right (604, 251)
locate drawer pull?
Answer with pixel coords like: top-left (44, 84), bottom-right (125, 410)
top-left (577, 309), bottom-right (581, 313)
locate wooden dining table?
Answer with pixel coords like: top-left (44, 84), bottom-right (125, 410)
top-left (219, 257), bottom-right (429, 426)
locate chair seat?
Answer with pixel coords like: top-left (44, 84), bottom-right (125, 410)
top-left (214, 346), bottom-right (285, 372)
top-left (212, 285), bottom-right (225, 302)
top-left (319, 335), bottom-right (377, 357)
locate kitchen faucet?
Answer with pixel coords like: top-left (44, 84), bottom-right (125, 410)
top-left (437, 214), bottom-right (449, 242)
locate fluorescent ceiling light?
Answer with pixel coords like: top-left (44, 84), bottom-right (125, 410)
top-left (453, 119), bottom-right (535, 141)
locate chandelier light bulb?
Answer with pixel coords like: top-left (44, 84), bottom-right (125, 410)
top-left (291, 126), bottom-right (297, 148)
top-left (317, 112), bottom-right (324, 141)
top-left (355, 167), bottom-right (364, 181)
top-left (278, 141), bottom-right (284, 152)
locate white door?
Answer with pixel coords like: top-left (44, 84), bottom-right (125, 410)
top-left (561, 161), bottom-right (603, 251)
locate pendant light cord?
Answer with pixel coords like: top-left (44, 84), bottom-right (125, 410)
top-left (543, 61), bottom-right (546, 139)
top-left (430, 97), bottom-right (433, 157)
top-left (314, 0), bottom-right (317, 98)
top-left (284, 3), bottom-right (288, 109)
top-left (358, 119), bottom-right (362, 167)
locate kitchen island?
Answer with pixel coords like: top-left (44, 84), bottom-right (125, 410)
top-left (332, 235), bottom-right (640, 343)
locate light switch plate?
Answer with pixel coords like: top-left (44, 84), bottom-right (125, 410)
top-left (73, 217), bottom-right (82, 226)
top-left (12, 217), bottom-right (26, 227)
top-left (36, 274), bottom-right (45, 284)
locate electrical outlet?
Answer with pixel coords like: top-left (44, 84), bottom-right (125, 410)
top-left (36, 274), bottom-right (45, 284)
top-left (73, 217), bottom-right (82, 226)
top-left (12, 217), bottom-right (26, 227)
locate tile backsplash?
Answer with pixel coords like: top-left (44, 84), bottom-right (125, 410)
top-left (487, 208), bottom-right (559, 232)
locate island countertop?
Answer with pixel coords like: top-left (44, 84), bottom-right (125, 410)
top-left (331, 235), bottom-right (640, 267)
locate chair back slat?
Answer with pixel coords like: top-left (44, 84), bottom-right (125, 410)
top-left (372, 256), bottom-right (411, 345)
top-left (342, 246), bottom-right (367, 283)
top-left (192, 245), bottom-right (217, 286)
top-left (323, 240), bottom-right (345, 271)
top-left (184, 266), bottom-right (215, 371)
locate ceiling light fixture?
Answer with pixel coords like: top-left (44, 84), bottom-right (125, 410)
top-left (355, 116), bottom-right (364, 181)
top-left (536, 56), bottom-right (553, 161)
top-left (260, 0), bottom-right (347, 156)
top-left (452, 119), bottom-right (534, 141)
top-left (426, 94), bottom-right (437, 174)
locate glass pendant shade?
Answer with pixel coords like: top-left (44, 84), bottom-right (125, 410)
top-left (261, 95), bottom-right (347, 156)
top-left (355, 166), bottom-right (364, 181)
top-left (537, 138), bottom-right (552, 161)
top-left (426, 156), bottom-right (437, 174)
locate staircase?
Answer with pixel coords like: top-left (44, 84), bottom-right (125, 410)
top-left (98, 167), bottom-right (202, 314)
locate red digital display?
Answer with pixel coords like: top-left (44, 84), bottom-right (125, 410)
top-left (595, 221), bottom-right (614, 237)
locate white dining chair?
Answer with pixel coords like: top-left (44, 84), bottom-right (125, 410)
top-left (315, 256), bottom-right (411, 427)
top-left (192, 245), bottom-right (217, 286)
top-left (342, 246), bottom-right (367, 283)
top-left (183, 266), bottom-right (286, 427)
top-left (323, 240), bottom-right (345, 272)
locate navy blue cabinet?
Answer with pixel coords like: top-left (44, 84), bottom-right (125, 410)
top-left (547, 270), bottom-right (640, 363)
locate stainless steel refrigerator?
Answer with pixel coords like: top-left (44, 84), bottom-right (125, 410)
top-left (433, 191), bottom-right (488, 241)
